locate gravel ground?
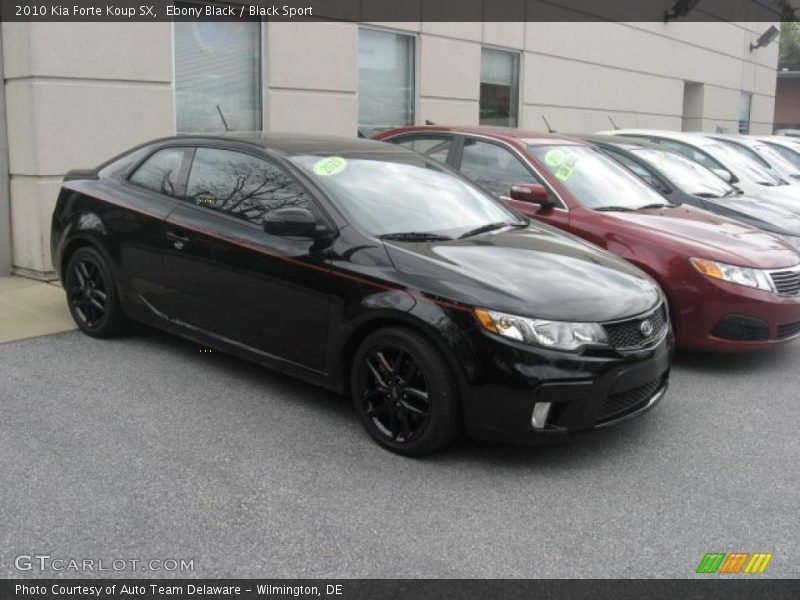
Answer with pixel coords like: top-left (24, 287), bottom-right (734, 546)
top-left (0, 328), bottom-right (797, 578)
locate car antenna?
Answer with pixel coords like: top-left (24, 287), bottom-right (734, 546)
top-left (542, 115), bottom-right (556, 133)
top-left (425, 119), bottom-right (436, 125)
top-left (216, 104), bottom-right (230, 132)
top-left (608, 116), bottom-right (619, 130)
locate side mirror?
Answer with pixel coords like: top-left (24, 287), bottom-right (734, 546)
top-left (712, 168), bottom-right (733, 183)
top-left (263, 207), bottom-right (318, 237)
top-left (509, 183), bottom-right (551, 207)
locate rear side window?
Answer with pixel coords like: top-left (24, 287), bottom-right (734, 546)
top-left (392, 136), bottom-right (453, 164)
top-left (129, 148), bottom-right (189, 197)
top-left (185, 148), bottom-right (312, 226)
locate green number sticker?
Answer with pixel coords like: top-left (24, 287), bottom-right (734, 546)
top-left (544, 149), bottom-right (566, 167)
top-left (555, 156), bottom-right (579, 182)
top-left (313, 156), bottom-right (348, 177)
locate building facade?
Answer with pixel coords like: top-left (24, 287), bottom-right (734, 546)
top-left (0, 15), bottom-right (781, 278)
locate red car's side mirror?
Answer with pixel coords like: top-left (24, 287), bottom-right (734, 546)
top-left (509, 183), bottom-right (551, 207)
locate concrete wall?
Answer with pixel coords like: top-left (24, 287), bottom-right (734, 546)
top-left (1, 16), bottom-right (782, 277)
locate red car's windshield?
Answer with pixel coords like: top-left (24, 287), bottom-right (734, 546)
top-left (529, 145), bottom-right (670, 211)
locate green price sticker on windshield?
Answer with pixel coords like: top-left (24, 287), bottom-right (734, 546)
top-left (544, 149), bottom-right (566, 167)
top-left (555, 156), bottom-right (579, 182)
top-left (313, 156), bottom-right (348, 177)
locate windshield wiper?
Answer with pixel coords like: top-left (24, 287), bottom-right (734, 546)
top-left (636, 202), bottom-right (675, 210)
top-left (377, 232), bottom-right (453, 242)
top-left (594, 206), bottom-right (636, 212)
top-left (458, 221), bottom-right (515, 239)
top-left (694, 192), bottom-right (722, 199)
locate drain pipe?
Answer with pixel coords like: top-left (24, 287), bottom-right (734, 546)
top-left (0, 27), bottom-right (11, 276)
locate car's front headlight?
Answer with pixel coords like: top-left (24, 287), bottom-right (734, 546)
top-left (690, 258), bottom-right (774, 292)
top-left (474, 308), bottom-right (608, 351)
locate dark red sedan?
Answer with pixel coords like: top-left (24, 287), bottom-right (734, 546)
top-left (375, 126), bottom-right (800, 352)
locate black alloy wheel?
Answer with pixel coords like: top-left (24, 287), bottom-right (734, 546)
top-left (65, 246), bottom-right (125, 337)
top-left (352, 327), bottom-right (460, 456)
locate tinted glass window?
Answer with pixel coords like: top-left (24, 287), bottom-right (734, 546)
top-left (174, 18), bottom-right (262, 133)
top-left (186, 148), bottom-right (311, 225)
top-left (129, 148), bottom-right (187, 197)
top-left (480, 48), bottom-right (519, 127)
top-left (358, 29), bottom-right (415, 137)
top-left (393, 136), bottom-right (452, 164)
top-left (656, 140), bottom-right (724, 171)
top-left (459, 139), bottom-right (541, 197)
top-left (529, 145), bottom-right (670, 211)
top-left (290, 153), bottom-right (522, 238)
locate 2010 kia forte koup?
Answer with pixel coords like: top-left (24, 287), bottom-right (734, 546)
top-left (52, 135), bottom-right (672, 455)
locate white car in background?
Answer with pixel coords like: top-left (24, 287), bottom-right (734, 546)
top-left (757, 136), bottom-right (800, 171)
top-left (599, 129), bottom-right (800, 207)
top-left (707, 134), bottom-right (800, 185)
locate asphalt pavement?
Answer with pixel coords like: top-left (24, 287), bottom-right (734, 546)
top-left (1, 328), bottom-right (797, 578)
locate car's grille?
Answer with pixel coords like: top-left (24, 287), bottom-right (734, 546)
top-left (597, 378), bottom-right (662, 424)
top-left (603, 304), bottom-right (668, 350)
top-left (770, 267), bottom-right (800, 296)
top-left (711, 316), bottom-right (770, 342)
top-left (778, 321), bottom-right (800, 339)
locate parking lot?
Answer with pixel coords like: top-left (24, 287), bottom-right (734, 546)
top-left (1, 327), bottom-right (798, 578)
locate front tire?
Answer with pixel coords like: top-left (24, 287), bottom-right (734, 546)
top-left (351, 327), bottom-right (461, 456)
top-left (64, 246), bottom-right (126, 338)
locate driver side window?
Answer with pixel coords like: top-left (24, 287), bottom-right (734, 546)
top-left (185, 148), bottom-right (313, 226)
top-left (459, 139), bottom-right (547, 199)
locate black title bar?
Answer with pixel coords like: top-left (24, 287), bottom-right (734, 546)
top-left (0, 0), bottom-right (792, 22)
top-left (3, 579), bottom-right (800, 600)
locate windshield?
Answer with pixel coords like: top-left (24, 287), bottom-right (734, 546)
top-left (290, 153), bottom-right (522, 238)
top-left (752, 143), bottom-right (800, 180)
top-left (704, 143), bottom-right (785, 186)
top-left (529, 144), bottom-right (671, 210)
top-left (632, 148), bottom-right (733, 198)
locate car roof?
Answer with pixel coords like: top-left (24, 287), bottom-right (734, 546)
top-left (597, 129), bottom-right (723, 148)
top-left (580, 134), bottom-right (666, 152)
top-left (381, 125), bottom-right (585, 146)
top-left (164, 133), bottom-right (405, 157)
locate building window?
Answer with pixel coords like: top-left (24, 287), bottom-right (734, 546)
top-left (739, 92), bottom-right (753, 134)
top-left (174, 16), bottom-right (261, 133)
top-left (480, 48), bottom-right (519, 127)
top-left (358, 28), bottom-right (415, 138)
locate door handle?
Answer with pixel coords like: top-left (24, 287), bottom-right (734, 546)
top-left (166, 230), bottom-right (190, 250)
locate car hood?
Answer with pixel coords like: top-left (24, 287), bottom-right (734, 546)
top-left (597, 204), bottom-right (800, 269)
top-left (383, 225), bottom-right (662, 322)
top-left (702, 194), bottom-right (800, 237)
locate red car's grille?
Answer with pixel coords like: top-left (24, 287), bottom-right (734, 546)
top-left (770, 268), bottom-right (800, 297)
top-left (603, 303), bottom-right (668, 350)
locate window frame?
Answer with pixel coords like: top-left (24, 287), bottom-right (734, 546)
top-left (356, 24), bottom-right (420, 138)
top-left (478, 45), bottom-right (521, 128)
top-left (171, 7), bottom-right (267, 135)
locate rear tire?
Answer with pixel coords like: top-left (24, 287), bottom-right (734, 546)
top-left (351, 327), bottom-right (461, 456)
top-left (64, 246), bottom-right (126, 338)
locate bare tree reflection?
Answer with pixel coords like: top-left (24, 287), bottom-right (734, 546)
top-left (186, 151), bottom-right (311, 224)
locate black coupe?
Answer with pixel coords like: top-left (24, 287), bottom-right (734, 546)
top-left (51, 135), bottom-right (672, 455)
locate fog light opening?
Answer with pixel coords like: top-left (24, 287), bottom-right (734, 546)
top-left (531, 402), bottom-right (552, 430)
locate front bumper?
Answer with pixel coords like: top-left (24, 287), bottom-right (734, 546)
top-left (672, 275), bottom-right (800, 352)
top-left (459, 328), bottom-right (673, 444)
